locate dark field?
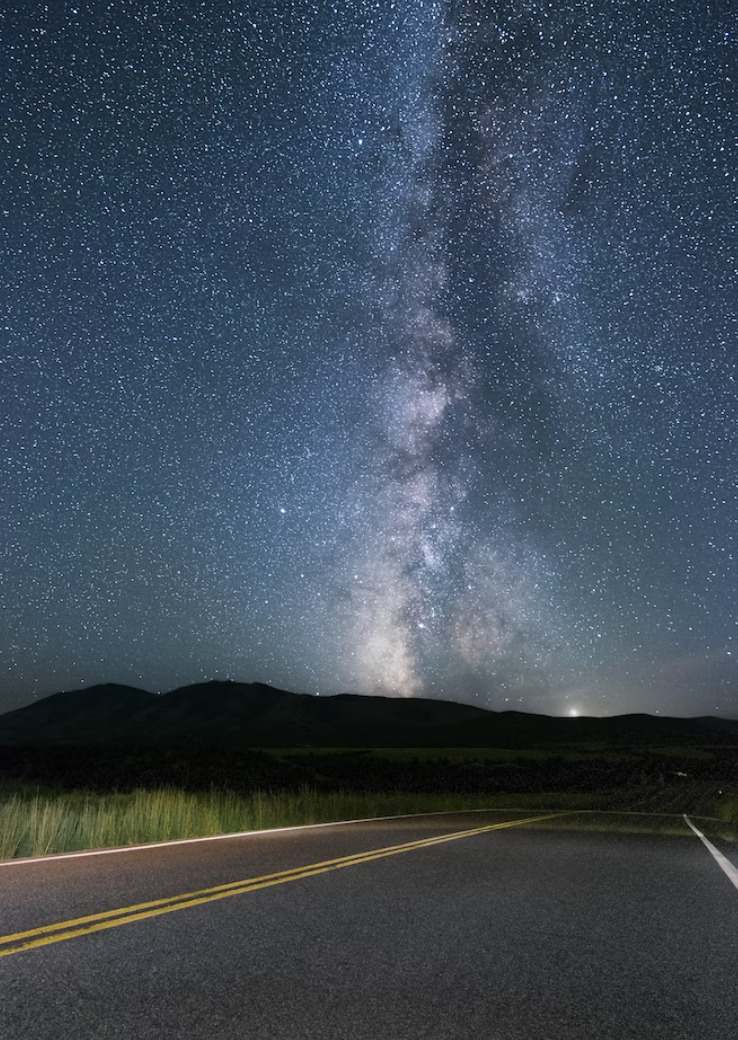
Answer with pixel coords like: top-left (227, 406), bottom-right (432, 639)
top-left (1, 739), bottom-right (735, 818)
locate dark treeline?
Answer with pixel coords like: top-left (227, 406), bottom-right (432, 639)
top-left (1, 742), bottom-right (736, 802)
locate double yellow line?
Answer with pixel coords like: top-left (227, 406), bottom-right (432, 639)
top-left (0, 812), bottom-right (563, 959)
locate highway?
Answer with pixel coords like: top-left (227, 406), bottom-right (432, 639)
top-left (1, 810), bottom-right (737, 1039)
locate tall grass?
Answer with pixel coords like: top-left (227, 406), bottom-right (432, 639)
top-left (709, 793), bottom-right (738, 840)
top-left (0, 786), bottom-right (607, 860)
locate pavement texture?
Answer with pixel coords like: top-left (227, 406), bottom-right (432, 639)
top-left (1, 810), bottom-right (737, 1039)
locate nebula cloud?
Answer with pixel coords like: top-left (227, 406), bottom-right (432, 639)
top-left (343, 2), bottom-right (560, 700)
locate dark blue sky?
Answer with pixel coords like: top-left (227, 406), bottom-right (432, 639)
top-left (1, 0), bottom-right (736, 717)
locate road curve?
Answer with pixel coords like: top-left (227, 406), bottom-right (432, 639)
top-left (1, 810), bottom-right (737, 1039)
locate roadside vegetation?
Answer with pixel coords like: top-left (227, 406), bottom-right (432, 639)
top-left (0, 784), bottom-right (599, 860)
top-left (0, 786), bottom-right (515, 861)
top-left (1, 740), bottom-right (735, 859)
top-left (0, 780), bottom-right (734, 861)
top-left (710, 792), bottom-right (738, 838)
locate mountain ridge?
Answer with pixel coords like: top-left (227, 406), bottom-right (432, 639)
top-left (0, 681), bottom-right (737, 748)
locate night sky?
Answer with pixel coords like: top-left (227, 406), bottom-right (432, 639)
top-left (1, 0), bottom-right (736, 718)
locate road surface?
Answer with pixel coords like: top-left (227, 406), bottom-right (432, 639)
top-left (1, 810), bottom-right (737, 1039)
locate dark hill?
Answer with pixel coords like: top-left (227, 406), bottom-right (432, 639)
top-left (0, 684), bottom-right (157, 741)
top-left (0, 681), bottom-right (736, 749)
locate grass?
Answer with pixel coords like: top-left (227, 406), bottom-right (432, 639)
top-left (2, 737), bottom-right (734, 859)
top-left (0, 784), bottom-right (643, 861)
top-left (708, 793), bottom-right (738, 840)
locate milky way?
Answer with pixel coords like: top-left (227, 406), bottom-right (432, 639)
top-left (1, 1), bottom-right (736, 717)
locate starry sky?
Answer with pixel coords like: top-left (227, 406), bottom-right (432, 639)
top-left (1, 0), bottom-right (736, 718)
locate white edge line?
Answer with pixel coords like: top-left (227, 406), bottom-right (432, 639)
top-left (684, 814), bottom-right (738, 893)
top-left (0, 806), bottom-right (536, 867)
top-left (0, 806), bottom-right (710, 868)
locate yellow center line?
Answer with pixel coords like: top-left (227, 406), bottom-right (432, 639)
top-left (0, 812), bottom-right (565, 958)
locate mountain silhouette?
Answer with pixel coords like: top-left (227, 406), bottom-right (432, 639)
top-left (0, 681), bottom-right (736, 748)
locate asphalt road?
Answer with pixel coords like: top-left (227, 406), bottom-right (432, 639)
top-left (1, 810), bottom-right (737, 1039)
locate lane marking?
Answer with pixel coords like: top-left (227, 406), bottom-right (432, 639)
top-left (0, 813), bottom-right (564, 958)
top-left (683, 815), bottom-right (738, 893)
